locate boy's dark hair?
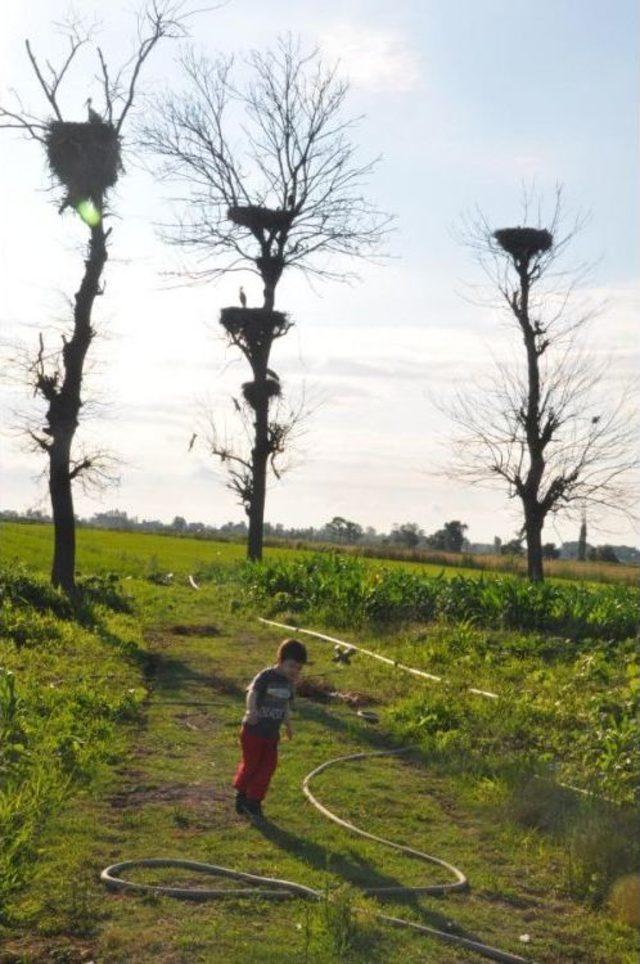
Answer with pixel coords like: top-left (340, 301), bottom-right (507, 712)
top-left (277, 638), bottom-right (308, 664)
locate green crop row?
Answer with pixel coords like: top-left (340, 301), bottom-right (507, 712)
top-left (241, 552), bottom-right (639, 641)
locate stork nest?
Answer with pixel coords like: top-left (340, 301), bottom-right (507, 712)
top-left (256, 254), bottom-right (286, 288)
top-left (227, 205), bottom-right (293, 234)
top-left (45, 120), bottom-right (122, 208)
top-left (241, 378), bottom-right (281, 409)
top-left (220, 307), bottom-right (290, 342)
top-left (493, 227), bottom-right (553, 261)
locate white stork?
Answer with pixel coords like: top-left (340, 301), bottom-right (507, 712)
top-left (86, 97), bottom-right (102, 124)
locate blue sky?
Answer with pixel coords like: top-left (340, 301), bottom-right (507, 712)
top-left (1, 0), bottom-right (638, 544)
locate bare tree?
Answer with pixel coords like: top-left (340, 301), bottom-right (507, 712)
top-left (206, 379), bottom-right (309, 520)
top-left (0, 4), bottom-right (191, 593)
top-left (447, 190), bottom-right (638, 581)
top-left (140, 36), bottom-right (390, 560)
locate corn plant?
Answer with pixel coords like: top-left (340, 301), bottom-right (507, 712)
top-left (242, 552), bottom-right (639, 640)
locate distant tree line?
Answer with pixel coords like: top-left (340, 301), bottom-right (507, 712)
top-left (3, 508), bottom-right (637, 564)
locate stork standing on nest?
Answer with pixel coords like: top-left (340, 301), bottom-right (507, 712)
top-left (86, 97), bottom-right (102, 124)
top-left (239, 286), bottom-right (247, 308)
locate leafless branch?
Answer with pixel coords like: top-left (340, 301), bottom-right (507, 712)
top-left (2, 3), bottom-right (195, 147)
top-left (139, 34), bottom-right (392, 286)
top-left (203, 383), bottom-right (312, 512)
top-left (70, 448), bottom-right (122, 492)
top-left (114, 2), bottom-right (193, 135)
top-left (25, 26), bottom-right (89, 122)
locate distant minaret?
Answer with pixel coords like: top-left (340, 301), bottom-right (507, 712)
top-left (577, 511), bottom-right (587, 562)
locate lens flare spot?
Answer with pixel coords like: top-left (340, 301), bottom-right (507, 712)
top-left (75, 198), bottom-right (101, 227)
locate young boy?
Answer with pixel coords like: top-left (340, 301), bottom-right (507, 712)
top-left (233, 638), bottom-right (308, 819)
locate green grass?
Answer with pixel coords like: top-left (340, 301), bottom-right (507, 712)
top-left (0, 566), bottom-right (146, 924)
top-left (1, 525), bottom-right (639, 962)
top-left (0, 522), bottom-right (248, 578)
top-left (2, 522), bottom-right (482, 583)
top-left (5, 521), bottom-right (637, 588)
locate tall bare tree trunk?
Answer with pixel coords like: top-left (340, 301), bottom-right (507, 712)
top-left (524, 509), bottom-right (544, 582)
top-left (141, 42), bottom-right (388, 567)
top-left (49, 438), bottom-right (75, 591)
top-left (46, 221), bottom-right (108, 591)
top-left (518, 265), bottom-right (546, 582)
top-left (248, 396), bottom-right (269, 562)
top-left (450, 212), bottom-right (640, 587)
top-left (1, 5), bottom-right (183, 591)
top-left (246, 271), bottom-right (280, 562)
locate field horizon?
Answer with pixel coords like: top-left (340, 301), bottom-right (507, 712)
top-left (2, 521), bottom-right (638, 588)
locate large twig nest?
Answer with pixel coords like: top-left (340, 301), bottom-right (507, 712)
top-left (220, 307), bottom-right (289, 340)
top-left (256, 254), bottom-right (286, 288)
top-left (45, 119), bottom-right (122, 208)
top-left (227, 205), bottom-right (293, 234)
top-left (493, 227), bottom-right (553, 261)
top-left (241, 378), bottom-right (281, 409)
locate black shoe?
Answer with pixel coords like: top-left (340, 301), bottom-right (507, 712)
top-left (235, 791), bottom-right (248, 814)
top-left (243, 798), bottom-right (264, 820)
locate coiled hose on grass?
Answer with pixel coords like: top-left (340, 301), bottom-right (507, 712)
top-left (102, 746), bottom-right (531, 963)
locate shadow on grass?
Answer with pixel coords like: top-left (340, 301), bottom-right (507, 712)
top-left (83, 611), bottom-right (243, 696)
top-left (268, 702), bottom-right (496, 947)
top-left (300, 697), bottom-right (640, 916)
top-left (296, 701), bottom-right (403, 753)
top-left (256, 816), bottom-right (488, 948)
top-left (142, 649), bottom-right (246, 700)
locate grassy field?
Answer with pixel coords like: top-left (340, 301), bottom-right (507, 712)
top-left (3, 522), bottom-right (638, 586)
top-left (0, 523), bottom-right (248, 578)
top-left (1, 523), bottom-right (639, 962)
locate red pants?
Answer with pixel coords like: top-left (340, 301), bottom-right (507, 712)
top-left (233, 725), bottom-right (278, 802)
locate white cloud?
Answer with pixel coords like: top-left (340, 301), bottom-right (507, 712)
top-left (319, 24), bottom-right (422, 93)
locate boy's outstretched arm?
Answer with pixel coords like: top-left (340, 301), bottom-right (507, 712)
top-left (284, 703), bottom-right (293, 740)
top-left (245, 684), bottom-right (259, 725)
